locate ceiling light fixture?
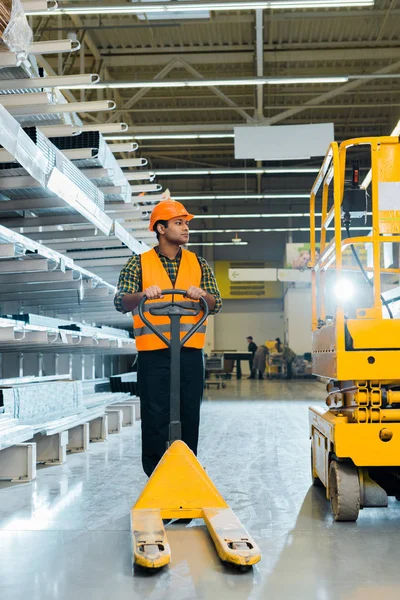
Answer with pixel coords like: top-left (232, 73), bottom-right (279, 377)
top-left (175, 193), bottom-right (310, 200)
top-left (57, 76), bottom-right (349, 91)
top-left (155, 168), bottom-right (318, 176)
top-left (26, 1), bottom-right (375, 17)
top-left (197, 211), bottom-right (371, 219)
top-left (267, 78), bottom-right (346, 85)
top-left (200, 212), bottom-right (317, 218)
top-left (186, 241), bottom-right (248, 246)
top-left (190, 226), bottom-right (372, 233)
top-left (132, 133), bottom-right (235, 140)
top-left (104, 135), bottom-right (135, 141)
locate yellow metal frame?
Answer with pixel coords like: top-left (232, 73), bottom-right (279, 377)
top-left (310, 137), bottom-right (400, 381)
top-left (131, 440), bottom-right (261, 569)
top-left (309, 136), bottom-right (400, 502)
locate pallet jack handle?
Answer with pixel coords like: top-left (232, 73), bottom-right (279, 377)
top-left (138, 289), bottom-right (208, 445)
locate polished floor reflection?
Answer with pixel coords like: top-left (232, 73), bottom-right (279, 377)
top-left (2, 380), bottom-right (400, 599)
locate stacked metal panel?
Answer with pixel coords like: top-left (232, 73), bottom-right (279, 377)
top-left (49, 131), bottom-right (132, 204)
top-left (2, 379), bottom-right (84, 423)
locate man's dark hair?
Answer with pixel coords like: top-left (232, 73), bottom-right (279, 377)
top-left (246, 336), bottom-right (253, 340)
top-left (154, 219), bottom-right (169, 240)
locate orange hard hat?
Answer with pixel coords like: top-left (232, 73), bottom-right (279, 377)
top-left (149, 197), bottom-right (194, 232)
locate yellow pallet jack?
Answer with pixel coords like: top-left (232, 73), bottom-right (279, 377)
top-left (131, 289), bottom-right (261, 569)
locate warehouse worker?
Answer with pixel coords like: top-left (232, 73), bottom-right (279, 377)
top-left (246, 335), bottom-right (258, 379)
top-left (253, 343), bottom-right (269, 380)
top-left (114, 196), bottom-right (222, 476)
top-left (283, 345), bottom-right (296, 380)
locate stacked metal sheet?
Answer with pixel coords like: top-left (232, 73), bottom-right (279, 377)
top-left (49, 131), bottom-right (132, 204)
top-left (2, 313), bottom-right (72, 328)
top-left (25, 127), bottom-right (105, 210)
top-left (2, 379), bottom-right (84, 424)
top-left (83, 391), bottom-right (132, 411)
top-left (100, 325), bottom-right (130, 338)
top-left (0, 414), bottom-right (34, 450)
top-left (80, 378), bottom-right (110, 395)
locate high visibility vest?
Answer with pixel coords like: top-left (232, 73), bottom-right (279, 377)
top-left (133, 248), bottom-right (208, 351)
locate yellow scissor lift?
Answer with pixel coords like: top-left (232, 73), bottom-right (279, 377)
top-left (309, 137), bottom-right (400, 521)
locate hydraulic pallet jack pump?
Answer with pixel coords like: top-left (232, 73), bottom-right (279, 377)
top-left (131, 289), bottom-right (261, 569)
top-left (309, 136), bottom-right (400, 522)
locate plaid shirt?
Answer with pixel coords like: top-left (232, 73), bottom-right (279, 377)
top-left (114, 247), bottom-right (222, 315)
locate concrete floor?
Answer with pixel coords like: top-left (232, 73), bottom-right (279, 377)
top-left (2, 380), bottom-right (400, 599)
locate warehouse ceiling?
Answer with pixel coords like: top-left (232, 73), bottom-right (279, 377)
top-left (32, 0), bottom-right (400, 262)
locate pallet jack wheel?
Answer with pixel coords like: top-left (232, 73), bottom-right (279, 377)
top-left (329, 460), bottom-right (360, 522)
top-left (310, 446), bottom-right (323, 488)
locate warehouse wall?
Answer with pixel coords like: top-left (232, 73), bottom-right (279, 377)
top-left (214, 299), bottom-right (284, 351)
top-left (284, 286), bottom-right (312, 355)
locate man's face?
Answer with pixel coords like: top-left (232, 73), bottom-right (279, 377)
top-left (162, 217), bottom-right (190, 245)
top-left (299, 251), bottom-right (310, 266)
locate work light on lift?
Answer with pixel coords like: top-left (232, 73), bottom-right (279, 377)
top-left (334, 278), bottom-right (355, 301)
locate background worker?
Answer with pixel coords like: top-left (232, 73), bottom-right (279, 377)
top-left (114, 197), bottom-right (222, 477)
top-left (246, 335), bottom-right (258, 379)
top-left (253, 343), bottom-right (269, 380)
top-left (283, 345), bottom-right (296, 380)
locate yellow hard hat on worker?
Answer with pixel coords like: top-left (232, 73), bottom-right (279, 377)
top-left (149, 189), bottom-right (194, 232)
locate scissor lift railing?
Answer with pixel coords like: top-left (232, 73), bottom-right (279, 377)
top-left (309, 137), bottom-right (400, 382)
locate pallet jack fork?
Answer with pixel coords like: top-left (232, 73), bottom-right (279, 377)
top-left (131, 289), bottom-right (261, 569)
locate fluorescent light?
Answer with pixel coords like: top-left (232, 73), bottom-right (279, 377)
top-left (155, 168), bottom-right (318, 176)
top-left (26, 1), bottom-right (375, 17)
top-left (199, 212), bottom-right (317, 219)
top-left (197, 211), bottom-right (371, 218)
top-left (186, 241), bottom-right (248, 246)
top-left (57, 76), bottom-right (348, 91)
top-left (104, 135), bottom-right (135, 141)
top-left (191, 226), bottom-right (372, 233)
top-left (267, 77), bottom-right (348, 85)
top-left (254, 157), bottom-right (311, 162)
top-left (361, 118), bottom-right (400, 190)
top-left (133, 133), bottom-right (235, 140)
top-left (175, 193), bottom-right (310, 200)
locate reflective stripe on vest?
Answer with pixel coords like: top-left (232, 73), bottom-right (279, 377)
top-left (132, 248), bottom-right (208, 351)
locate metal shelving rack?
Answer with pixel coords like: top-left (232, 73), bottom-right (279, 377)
top-left (0, 3), bottom-right (159, 379)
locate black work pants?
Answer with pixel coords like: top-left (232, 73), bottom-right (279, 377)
top-left (249, 356), bottom-right (256, 379)
top-left (286, 361), bottom-right (293, 379)
top-left (138, 348), bottom-right (205, 477)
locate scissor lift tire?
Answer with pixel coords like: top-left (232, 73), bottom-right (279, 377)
top-left (329, 460), bottom-right (360, 522)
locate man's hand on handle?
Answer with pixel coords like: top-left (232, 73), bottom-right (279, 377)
top-left (186, 286), bottom-right (207, 301)
top-left (186, 286), bottom-right (216, 312)
top-left (122, 286), bottom-right (216, 313)
top-left (143, 285), bottom-right (164, 300)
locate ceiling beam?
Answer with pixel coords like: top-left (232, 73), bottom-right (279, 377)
top-left (113, 102), bottom-right (400, 113)
top-left (264, 58), bottom-right (400, 126)
top-left (87, 46), bottom-right (400, 67)
top-left (177, 58), bottom-right (256, 124)
top-left (41, 46), bottom-right (400, 69)
top-left (106, 58), bottom-right (182, 123)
